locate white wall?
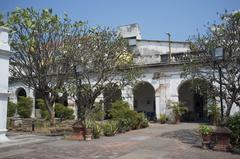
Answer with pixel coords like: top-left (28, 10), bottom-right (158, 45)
top-left (0, 27), bottom-right (12, 142)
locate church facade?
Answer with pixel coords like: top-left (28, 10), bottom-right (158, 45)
top-left (8, 24), bottom-right (239, 121)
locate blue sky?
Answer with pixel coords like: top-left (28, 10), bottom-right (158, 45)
top-left (0, 0), bottom-right (239, 41)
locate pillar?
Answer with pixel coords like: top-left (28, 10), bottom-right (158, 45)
top-left (155, 95), bottom-right (160, 119)
top-left (0, 27), bottom-right (12, 142)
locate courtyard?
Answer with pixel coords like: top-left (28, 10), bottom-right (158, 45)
top-left (0, 123), bottom-right (239, 159)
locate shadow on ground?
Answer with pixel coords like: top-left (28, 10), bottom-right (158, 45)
top-left (160, 129), bottom-right (202, 148)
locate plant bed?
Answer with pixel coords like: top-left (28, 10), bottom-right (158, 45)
top-left (49, 127), bottom-right (72, 136)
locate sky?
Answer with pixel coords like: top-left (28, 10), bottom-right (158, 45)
top-left (0, 0), bottom-right (240, 41)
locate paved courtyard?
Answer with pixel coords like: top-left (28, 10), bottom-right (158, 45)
top-left (0, 123), bottom-right (239, 159)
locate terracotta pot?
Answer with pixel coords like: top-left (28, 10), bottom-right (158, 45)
top-left (202, 134), bottom-right (211, 143)
top-left (84, 128), bottom-right (92, 141)
top-left (160, 120), bottom-right (166, 124)
top-left (201, 134), bottom-right (212, 149)
top-left (175, 116), bottom-right (180, 124)
top-left (71, 121), bottom-right (85, 141)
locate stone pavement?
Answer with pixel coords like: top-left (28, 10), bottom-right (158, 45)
top-left (0, 123), bottom-right (239, 159)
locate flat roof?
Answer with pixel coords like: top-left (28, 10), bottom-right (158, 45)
top-left (137, 39), bottom-right (190, 44)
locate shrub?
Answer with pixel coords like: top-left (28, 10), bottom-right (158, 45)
top-left (117, 118), bottom-right (131, 133)
top-left (7, 101), bottom-right (17, 117)
top-left (102, 120), bottom-right (118, 136)
top-left (55, 103), bottom-right (75, 120)
top-left (159, 114), bottom-right (167, 124)
top-left (109, 100), bottom-right (130, 119)
top-left (136, 112), bottom-right (149, 128)
top-left (109, 100), bottom-right (149, 131)
top-left (36, 99), bottom-right (50, 119)
top-left (92, 122), bottom-right (102, 139)
top-left (17, 96), bottom-right (32, 118)
top-left (226, 112), bottom-right (240, 147)
top-left (141, 116), bottom-right (149, 128)
top-left (198, 124), bottom-right (213, 135)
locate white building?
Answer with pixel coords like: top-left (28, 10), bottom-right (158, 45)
top-left (0, 27), bottom-right (12, 142)
top-left (8, 24), bottom-right (239, 121)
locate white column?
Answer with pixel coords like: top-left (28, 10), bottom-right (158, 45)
top-left (31, 97), bottom-right (36, 118)
top-left (0, 27), bottom-right (12, 142)
top-left (155, 95), bottom-right (160, 119)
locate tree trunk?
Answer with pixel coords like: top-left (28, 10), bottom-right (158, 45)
top-left (50, 110), bottom-right (56, 126)
top-left (225, 105), bottom-right (232, 117)
top-left (75, 97), bottom-right (96, 122)
top-left (225, 100), bottom-right (234, 118)
top-left (43, 92), bottom-right (56, 127)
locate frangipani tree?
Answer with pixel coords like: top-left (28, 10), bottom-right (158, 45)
top-left (64, 27), bottom-right (140, 122)
top-left (6, 8), bottom-right (84, 125)
top-left (183, 11), bottom-right (240, 117)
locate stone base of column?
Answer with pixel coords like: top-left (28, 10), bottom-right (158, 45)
top-left (0, 129), bottom-right (9, 142)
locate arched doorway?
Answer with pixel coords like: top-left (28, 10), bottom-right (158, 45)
top-left (178, 79), bottom-right (208, 122)
top-left (103, 84), bottom-right (122, 114)
top-left (16, 87), bottom-right (27, 102)
top-left (133, 81), bottom-right (155, 120)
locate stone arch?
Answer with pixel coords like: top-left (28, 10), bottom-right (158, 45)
top-left (16, 87), bottom-right (27, 102)
top-left (178, 79), bottom-right (208, 122)
top-left (133, 81), bottom-right (155, 120)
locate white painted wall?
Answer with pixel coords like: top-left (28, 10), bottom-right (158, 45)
top-left (0, 27), bottom-right (12, 142)
top-left (7, 23), bottom-right (240, 121)
top-left (117, 23), bottom-right (142, 39)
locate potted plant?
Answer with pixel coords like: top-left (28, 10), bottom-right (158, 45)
top-left (159, 114), bottom-right (167, 124)
top-left (92, 122), bottom-right (102, 139)
top-left (71, 120), bottom-right (85, 141)
top-left (84, 119), bottom-right (93, 141)
top-left (168, 101), bottom-right (188, 124)
top-left (198, 124), bottom-right (214, 149)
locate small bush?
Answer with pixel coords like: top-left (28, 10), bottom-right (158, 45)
top-left (92, 122), bottom-right (102, 139)
top-left (17, 96), bottom-right (32, 118)
top-left (109, 100), bottom-right (130, 119)
top-left (109, 100), bottom-right (149, 131)
top-left (117, 118), bottom-right (132, 133)
top-left (55, 103), bottom-right (75, 120)
top-left (226, 112), bottom-right (240, 147)
top-left (159, 114), bottom-right (167, 124)
top-left (7, 101), bottom-right (17, 117)
top-left (102, 120), bottom-right (118, 136)
top-left (36, 99), bottom-right (50, 119)
top-left (138, 112), bottom-right (149, 128)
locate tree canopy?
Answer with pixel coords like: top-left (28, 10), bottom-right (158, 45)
top-left (6, 8), bottom-right (140, 124)
top-left (64, 26), bottom-right (140, 121)
top-left (6, 8), bottom-right (84, 125)
top-left (183, 11), bottom-right (240, 117)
